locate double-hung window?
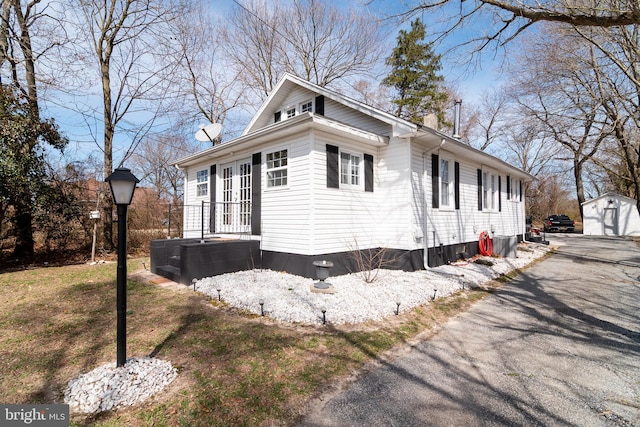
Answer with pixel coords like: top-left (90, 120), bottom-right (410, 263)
top-left (286, 107), bottom-right (296, 119)
top-left (440, 157), bottom-right (453, 208)
top-left (482, 169), bottom-right (498, 211)
top-left (266, 149), bottom-right (288, 187)
top-left (340, 151), bottom-right (361, 187)
top-left (511, 177), bottom-right (520, 201)
top-left (196, 169), bottom-right (208, 197)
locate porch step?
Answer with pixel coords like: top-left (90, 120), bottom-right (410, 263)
top-left (156, 265), bottom-right (181, 283)
top-left (168, 255), bottom-right (181, 268)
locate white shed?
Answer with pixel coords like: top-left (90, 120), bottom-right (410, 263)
top-left (582, 192), bottom-right (640, 236)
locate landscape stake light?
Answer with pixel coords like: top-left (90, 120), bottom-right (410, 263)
top-left (321, 308), bottom-right (327, 325)
top-left (432, 289), bottom-right (438, 301)
top-left (217, 288), bottom-right (221, 301)
top-left (396, 301), bottom-right (401, 315)
top-left (192, 278), bottom-right (197, 292)
top-left (105, 167), bottom-right (139, 368)
top-left (259, 299), bottom-right (265, 316)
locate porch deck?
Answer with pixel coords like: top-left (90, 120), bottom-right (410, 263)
top-left (150, 237), bottom-right (261, 285)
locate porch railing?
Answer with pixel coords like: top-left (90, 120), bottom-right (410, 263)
top-left (167, 201), bottom-right (252, 240)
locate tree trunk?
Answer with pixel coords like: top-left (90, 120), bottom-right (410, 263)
top-left (12, 197), bottom-right (34, 258)
top-left (574, 158), bottom-right (586, 221)
top-left (101, 46), bottom-right (115, 251)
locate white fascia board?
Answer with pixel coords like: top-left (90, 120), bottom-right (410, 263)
top-left (582, 192), bottom-right (638, 206)
top-left (174, 113), bottom-right (388, 168)
top-left (311, 115), bottom-right (389, 146)
top-left (416, 126), bottom-right (536, 182)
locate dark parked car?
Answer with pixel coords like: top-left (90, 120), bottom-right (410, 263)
top-left (544, 215), bottom-right (575, 232)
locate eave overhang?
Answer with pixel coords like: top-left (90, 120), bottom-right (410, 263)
top-left (174, 113), bottom-right (389, 168)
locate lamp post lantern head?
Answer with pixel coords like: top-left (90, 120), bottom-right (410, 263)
top-left (105, 167), bottom-right (140, 205)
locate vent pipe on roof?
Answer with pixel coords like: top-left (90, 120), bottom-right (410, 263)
top-left (453, 99), bottom-right (462, 139)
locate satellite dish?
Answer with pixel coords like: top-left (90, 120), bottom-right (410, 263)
top-left (195, 123), bottom-right (222, 143)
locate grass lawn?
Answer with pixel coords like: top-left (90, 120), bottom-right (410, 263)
top-left (0, 257), bottom-right (515, 426)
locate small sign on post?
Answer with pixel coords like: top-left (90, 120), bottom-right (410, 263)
top-left (90, 210), bottom-right (101, 263)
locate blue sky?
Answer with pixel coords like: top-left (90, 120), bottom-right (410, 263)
top-left (45, 0), bottom-right (505, 164)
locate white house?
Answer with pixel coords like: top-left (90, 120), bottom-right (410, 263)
top-left (168, 74), bottom-right (534, 278)
top-left (582, 192), bottom-right (640, 236)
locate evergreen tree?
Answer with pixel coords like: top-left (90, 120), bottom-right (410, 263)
top-left (382, 18), bottom-right (449, 125)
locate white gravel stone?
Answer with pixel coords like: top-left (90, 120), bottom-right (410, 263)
top-left (64, 357), bottom-right (177, 414)
top-left (64, 243), bottom-right (548, 415)
top-left (196, 242), bottom-right (551, 325)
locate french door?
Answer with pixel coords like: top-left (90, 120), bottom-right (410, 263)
top-left (219, 159), bottom-right (252, 233)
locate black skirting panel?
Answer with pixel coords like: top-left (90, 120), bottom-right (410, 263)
top-left (262, 248), bottom-right (425, 279)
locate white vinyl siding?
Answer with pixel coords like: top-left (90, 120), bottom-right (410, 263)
top-left (413, 140), bottom-right (526, 249)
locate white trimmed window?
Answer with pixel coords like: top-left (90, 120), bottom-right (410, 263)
top-left (286, 107), bottom-right (296, 119)
top-left (511, 178), bottom-right (520, 201)
top-left (340, 151), bottom-right (361, 187)
top-left (196, 169), bottom-right (209, 197)
top-left (266, 149), bottom-right (288, 187)
top-left (482, 169), bottom-right (498, 211)
top-left (440, 157), bottom-right (453, 208)
top-left (300, 100), bottom-right (313, 113)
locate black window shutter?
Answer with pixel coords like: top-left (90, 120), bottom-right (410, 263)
top-left (431, 154), bottom-right (439, 209)
top-left (477, 169), bottom-right (483, 211)
top-left (315, 95), bottom-right (325, 116)
top-left (274, 111), bottom-right (281, 123)
top-left (519, 181), bottom-right (523, 201)
top-left (326, 144), bottom-right (339, 188)
top-left (251, 153), bottom-right (261, 235)
top-left (506, 175), bottom-right (511, 200)
top-left (209, 165), bottom-right (216, 232)
top-left (454, 161), bottom-right (460, 210)
top-left (498, 176), bottom-right (502, 212)
top-left (364, 153), bottom-right (374, 192)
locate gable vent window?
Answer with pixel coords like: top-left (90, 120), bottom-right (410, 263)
top-left (300, 100), bottom-right (313, 113)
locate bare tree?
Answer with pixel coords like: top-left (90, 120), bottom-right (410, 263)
top-left (130, 132), bottom-right (195, 204)
top-left (571, 24), bottom-right (640, 211)
top-left (397, 0), bottom-right (640, 51)
top-left (72, 0), bottom-right (183, 250)
top-left (167, 3), bottom-right (246, 140)
top-left (221, 0), bottom-right (385, 100)
top-left (510, 27), bottom-right (612, 220)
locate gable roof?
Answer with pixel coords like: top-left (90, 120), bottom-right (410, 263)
top-left (174, 73), bottom-right (535, 181)
top-left (243, 73), bottom-right (416, 137)
top-left (582, 191), bottom-right (639, 206)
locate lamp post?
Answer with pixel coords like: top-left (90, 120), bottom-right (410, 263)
top-left (105, 167), bottom-right (139, 367)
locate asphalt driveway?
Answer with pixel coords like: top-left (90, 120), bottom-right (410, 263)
top-left (300, 235), bottom-right (640, 426)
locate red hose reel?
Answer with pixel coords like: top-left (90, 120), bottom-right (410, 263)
top-left (478, 231), bottom-right (493, 256)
